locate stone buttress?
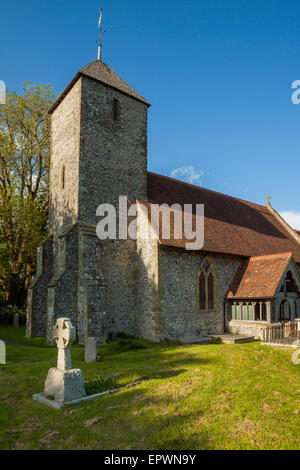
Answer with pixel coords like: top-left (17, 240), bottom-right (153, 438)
top-left (46, 223), bottom-right (105, 344)
top-left (26, 235), bottom-right (54, 337)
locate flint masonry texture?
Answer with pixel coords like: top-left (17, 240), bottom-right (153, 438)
top-left (137, 240), bottom-right (243, 341)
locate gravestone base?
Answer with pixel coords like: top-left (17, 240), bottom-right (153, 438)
top-left (43, 367), bottom-right (86, 403)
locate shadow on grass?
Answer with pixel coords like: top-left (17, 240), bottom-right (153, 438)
top-left (63, 381), bottom-right (215, 450)
top-left (2, 330), bottom-right (300, 450)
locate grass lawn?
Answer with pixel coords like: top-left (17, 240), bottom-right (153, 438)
top-left (0, 325), bottom-right (299, 450)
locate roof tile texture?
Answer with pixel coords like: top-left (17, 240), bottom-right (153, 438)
top-left (226, 253), bottom-right (292, 299)
top-left (146, 172), bottom-right (300, 262)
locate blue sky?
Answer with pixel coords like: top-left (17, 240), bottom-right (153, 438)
top-left (1, 0), bottom-right (300, 227)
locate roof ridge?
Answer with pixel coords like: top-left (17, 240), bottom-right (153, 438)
top-left (50, 60), bottom-right (150, 114)
top-left (266, 203), bottom-right (300, 246)
top-left (225, 258), bottom-right (250, 298)
top-left (227, 251), bottom-right (293, 300)
top-left (80, 60), bottom-right (150, 106)
top-left (147, 172), bottom-right (269, 212)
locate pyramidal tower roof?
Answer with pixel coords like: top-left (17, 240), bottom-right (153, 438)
top-left (49, 59), bottom-right (150, 114)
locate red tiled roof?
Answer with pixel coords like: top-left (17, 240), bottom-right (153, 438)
top-left (146, 172), bottom-right (300, 262)
top-left (226, 253), bottom-right (292, 299)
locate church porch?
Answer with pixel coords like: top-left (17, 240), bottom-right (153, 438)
top-left (226, 252), bottom-right (300, 340)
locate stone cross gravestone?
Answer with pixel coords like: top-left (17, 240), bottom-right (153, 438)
top-left (85, 337), bottom-right (97, 363)
top-left (54, 318), bottom-right (75, 370)
top-left (43, 318), bottom-right (86, 403)
top-left (0, 340), bottom-right (6, 365)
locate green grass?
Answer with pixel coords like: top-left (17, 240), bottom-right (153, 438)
top-left (0, 326), bottom-right (300, 450)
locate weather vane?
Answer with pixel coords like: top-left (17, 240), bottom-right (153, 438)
top-left (97, 7), bottom-right (106, 61)
top-left (266, 194), bottom-right (272, 205)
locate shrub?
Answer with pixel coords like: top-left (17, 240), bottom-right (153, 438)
top-left (211, 337), bottom-right (222, 345)
top-left (115, 332), bottom-right (134, 340)
top-left (108, 338), bottom-right (147, 354)
top-left (0, 304), bottom-right (26, 325)
top-left (85, 374), bottom-right (117, 396)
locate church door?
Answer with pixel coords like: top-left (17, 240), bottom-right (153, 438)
top-left (279, 300), bottom-right (291, 322)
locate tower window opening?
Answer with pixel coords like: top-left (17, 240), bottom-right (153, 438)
top-left (113, 99), bottom-right (119, 121)
top-left (61, 165), bottom-right (65, 190)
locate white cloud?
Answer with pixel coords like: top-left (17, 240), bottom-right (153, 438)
top-left (280, 211), bottom-right (300, 230)
top-left (170, 166), bottom-right (203, 185)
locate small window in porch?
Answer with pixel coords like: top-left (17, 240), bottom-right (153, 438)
top-left (255, 303), bottom-right (260, 321)
top-left (262, 302), bottom-right (267, 321)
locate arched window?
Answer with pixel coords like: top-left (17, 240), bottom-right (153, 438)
top-left (199, 273), bottom-right (206, 310)
top-left (208, 273), bottom-right (214, 309)
top-left (198, 257), bottom-right (217, 311)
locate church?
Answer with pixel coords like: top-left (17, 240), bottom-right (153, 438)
top-left (26, 58), bottom-right (300, 344)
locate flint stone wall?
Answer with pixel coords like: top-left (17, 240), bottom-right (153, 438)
top-left (136, 233), bottom-right (161, 341)
top-left (228, 320), bottom-right (269, 340)
top-left (49, 79), bottom-right (81, 239)
top-left (156, 246), bottom-right (243, 340)
top-left (76, 77), bottom-right (148, 338)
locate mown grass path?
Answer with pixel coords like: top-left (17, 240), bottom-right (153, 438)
top-left (0, 326), bottom-right (299, 450)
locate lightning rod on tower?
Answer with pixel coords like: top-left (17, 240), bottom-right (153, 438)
top-left (97, 7), bottom-right (106, 61)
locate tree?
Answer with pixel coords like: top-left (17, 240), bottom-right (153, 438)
top-left (0, 82), bottom-right (54, 306)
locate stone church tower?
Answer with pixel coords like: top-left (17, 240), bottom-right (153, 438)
top-left (26, 60), bottom-right (150, 343)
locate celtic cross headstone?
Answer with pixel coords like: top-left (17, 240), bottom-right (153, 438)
top-left (42, 318), bottom-right (86, 403)
top-left (54, 318), bottom-right (76, 370)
